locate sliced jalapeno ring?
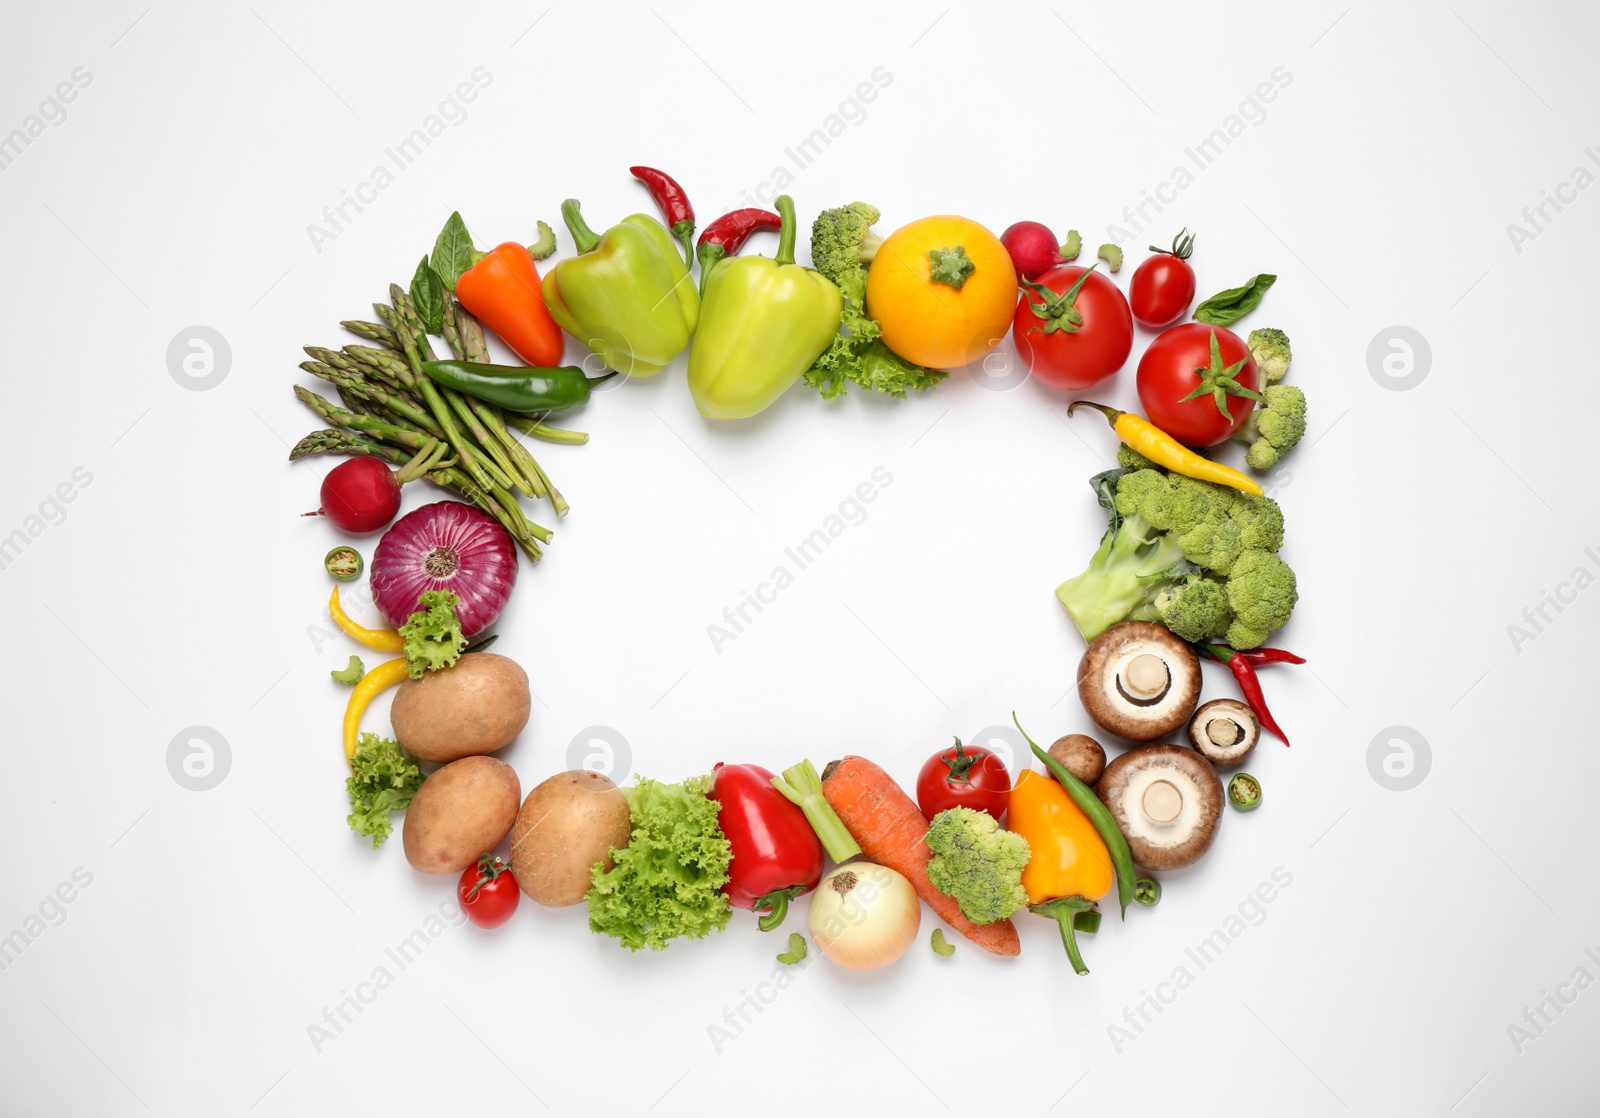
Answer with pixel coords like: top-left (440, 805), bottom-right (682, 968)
top-left (324, 546), bottom-right (363, 581)
top-left (1134, 877), bottom-right (1161, 907)
top-left (1228, 772), bottom-right (1262, 812)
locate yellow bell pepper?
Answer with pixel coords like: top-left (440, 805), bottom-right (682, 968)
top-left (342, 657), bottom-right (409, 764)
top-left (1008, 768), bottom-right (1113, 974)
top-left (329, 587), bottom-right (405, 652)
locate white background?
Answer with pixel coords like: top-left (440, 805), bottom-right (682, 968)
top-left (2, 2), bottom-right (1596, 1114)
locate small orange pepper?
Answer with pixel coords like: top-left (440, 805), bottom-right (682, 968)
top-left (456, 243), bottom-right (565, 367)
top-left (1008, 768), bottom-right (1114, 974)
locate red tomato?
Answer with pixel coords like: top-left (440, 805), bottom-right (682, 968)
top-left (916, 738), bottom-right (1012, 821)
top-left (458, 854), bottom-right (519, 929)
top-left (1128, 232), bottom-right (1196, 329)
top-left (1012, 264), bottom-right (1133, 390)
top-left (1137, 323), bottom-right (1260, 447)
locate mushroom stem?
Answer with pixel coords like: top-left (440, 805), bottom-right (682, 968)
top-left (1123, 654), bottom-right (1170, 699)
top-left (1207, 718), bottom-right (1241, 746)
top-left (1142, 779), bottom-right (1183, 824)
top-left (1028, 894), bottom-right (1099, 976)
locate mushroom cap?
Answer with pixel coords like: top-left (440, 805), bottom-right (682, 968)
top-left (1096, 744), bottom-right (1223, 870)
top-left (1049, 733), bottom-right (1107, 785)
top-left (1077, 622), bottom-right (1202, 741)
top-left (1188, 698), bottom-right (1260, 766)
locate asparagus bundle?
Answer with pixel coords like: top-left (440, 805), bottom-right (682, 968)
top-left (290, 288), bottom-right (586, 563)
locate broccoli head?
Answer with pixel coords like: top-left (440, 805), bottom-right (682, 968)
top-left (1059, 464), bottom-right (1296, 646)
top-left (1117, 442), bottom-right (1158, 471)
top-left (925, 807), bottom-right (1031, 925)
top-left (804, 202), bottom-right (943, 401)
top-left (1247, 327), bottom-right (1292, 383)
top-left (1224, 549), bottom-right (1298, 649)
top-left (1236, 384), bottom-right (1307, 471)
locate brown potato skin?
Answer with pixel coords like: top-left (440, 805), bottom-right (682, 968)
top-left (509, 770), bottom-right (632, 907)
top-left (402, 756), bottom-right (521, 875)
top-left (391, 653), bottom-right (530, 763)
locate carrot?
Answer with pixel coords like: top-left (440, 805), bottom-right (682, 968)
top-left (821, 755), bottom-right (1020, 957)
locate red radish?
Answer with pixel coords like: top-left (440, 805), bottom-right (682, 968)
top-left (306, 458), bottom-right (401, 533)
top-left (371, 501), bottom-right (517, 638)
top-left (1000, 221), bottom-right (1070, 281)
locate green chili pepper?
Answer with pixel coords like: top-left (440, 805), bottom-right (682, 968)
top-left (324, 546), bottom-right (362, 581)
top-left (1228, 773), bottom-right (1262, 812)
top-left (1134, 877), bottom-right (1161, 907)
top-left (421, 360), bottom-right (613, 414)
top-left (1014, 712), bottom-right (1138, 918)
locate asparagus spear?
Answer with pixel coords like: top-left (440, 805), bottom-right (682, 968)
top-left (339, 319), bottom-right (401, 350)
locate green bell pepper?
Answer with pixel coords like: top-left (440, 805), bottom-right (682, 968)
top-left (542, 200), bottom-right (699, 377)
top-left (688, 195), bottom-right (843, 420)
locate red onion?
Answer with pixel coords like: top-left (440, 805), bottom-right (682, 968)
top-left (370, 501), bottom-right (517, 637)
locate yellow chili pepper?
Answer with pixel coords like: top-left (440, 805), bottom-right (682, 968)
top-left (328, 587), bottom-right (405, 652)
top-left (343, 657), bottom-right (409, 764)
top-left (1008, 768), bottom-right (1114, 974)
top-left (1068, 400), bottom-right (1265, 498)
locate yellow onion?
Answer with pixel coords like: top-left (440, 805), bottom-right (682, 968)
top-left (807, 862), bottom-right (920, 970)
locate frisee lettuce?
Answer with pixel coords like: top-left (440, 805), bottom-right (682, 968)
top-left (399, 590), bottom-right (466, 679)
top-left (346, 733), bottom-right (424, 848)
top-left (586, 774), bottom-right (732, 951)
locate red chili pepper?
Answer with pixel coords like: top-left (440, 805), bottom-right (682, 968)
top-left (694, 208), bottom-right (782, 296)
top-left (710, 761), bottom-right (824, 930)
top-left (1240, 647), bottom-right (1306, 666)
top-left (629, 165), bottom-right (695, 268)
top-left (1200, 644), bottom-right (1291, 746)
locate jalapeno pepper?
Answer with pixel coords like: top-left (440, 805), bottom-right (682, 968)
top-left (1228, 773), bottom-right (1263, 811)
top-left (1134, 877), bottom-right (1161, 907)
top-left (324, 546), bottom-right (362, 582)
top-left (695, 207), bottom-right (782, 296)
top-left (629, 165), bottom-right (696, 268)
top-left (421, 360), bottom-right (612, 414)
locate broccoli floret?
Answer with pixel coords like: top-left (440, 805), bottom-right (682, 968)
top-left (804, 203), bottom-right (943, 401)
top-left (1224, 549), bottom-right (1298, 649)
top-left (1247, 328), bottom-right (1292, 383)
top-left (1059, 464), bottom-right (1296, 645)
top-left (1146, 577), bottom-right (1233, 642)
top-left (925, 807), bottom-right (1031, 925)
top-left (1236, 384), bottom-right (1307, 471)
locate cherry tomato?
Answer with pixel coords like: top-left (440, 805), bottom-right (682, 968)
top-left (916, 738), bottom-right (1012, 821)
top-left (458, 854), bottom-right (519, 929)
top-left (1012, 264), bottom-right (1133, 390)
top-left (1128, 230), bottom-right (1196, 330)
top-left (1137, 323), bottom-right (1260, 447)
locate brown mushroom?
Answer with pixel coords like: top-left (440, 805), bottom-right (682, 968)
top-left (1077, 622), bottom-right (1201, 741)
top-left (1048, 734), bottom-right (1106, 785)
top-left (1188, 699), bottom-right (1259, 766)
top-left (1096, 745), bottom-right (1223, 870)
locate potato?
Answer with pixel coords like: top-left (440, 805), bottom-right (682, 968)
top-left (402, 756), bottom-right (520, 875)
top-left (509, 770), bottom-right (631, 907)
top-left (391, 653), bottom-right (530, 763)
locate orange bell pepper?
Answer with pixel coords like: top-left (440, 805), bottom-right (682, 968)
top-left (455, 243), bottom-right (565, 367)
top-left (1008, 768), bottom-right (1114, 974)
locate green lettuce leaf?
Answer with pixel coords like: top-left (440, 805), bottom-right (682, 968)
top-left (346, 733), bottom-right (424, 848)
top-left (399, 590), bottom-right (466, 679)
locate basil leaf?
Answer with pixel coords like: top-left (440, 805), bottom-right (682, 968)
top-left (409, 257), bottom-right (446, 334)
top-left (430, 211), bottom-right (477, 291)
top-left (1193, 273), bottom-right (1276, 326)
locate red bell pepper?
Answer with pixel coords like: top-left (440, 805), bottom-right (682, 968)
top-left (710, 762), bottom-right (824, 930)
